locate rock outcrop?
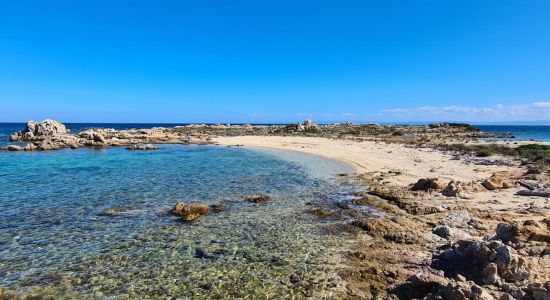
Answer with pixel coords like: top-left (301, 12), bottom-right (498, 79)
top-left (10, 119), bottom-right (67, 141)
top-left (422, 219), bottom-right (550, 299)
top-left (442, 181), bottom-right (484, 198)
top-left (171, 202), bottom-right (209, 222)
top-left (297, 119), bottom-right (319, 132)
top-left (482, 174), bottom-right (515, 190)
top-left (2, 119), bottom-right (213, 151)
top-left (411, 178), bottom-right (446, 191)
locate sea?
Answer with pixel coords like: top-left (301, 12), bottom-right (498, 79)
top-left (0, 123), bottom-right (362, 298)
top-left (474, 125), bottom-right (550, 142)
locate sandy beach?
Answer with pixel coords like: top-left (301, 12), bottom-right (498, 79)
top-left (215, 136), bottom-right (516, 186)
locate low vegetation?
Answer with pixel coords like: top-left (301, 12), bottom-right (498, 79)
top-left (439, 143), bottom-right (550, 173)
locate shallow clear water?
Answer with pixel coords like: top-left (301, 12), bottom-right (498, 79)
top-left (0, 144), bottom-right (357, 298)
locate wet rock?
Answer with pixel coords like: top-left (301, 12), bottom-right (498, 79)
top-left (171, 202), bottom-right (185, 215)
top-left (410, 205), bottom-right (445, 215)
top-left (351, 217), bottom-right (426, 244)
top-left (482, 174), bottom-right (514, 190)
top-left (336, 201), bottom-right (351, 209)
top-left (352, 196), bottom-right (378, 206)
top-left (351, 218), bottom-right (402, 238)
top-left (305, 208), bottom-right (335, 217)
top-left (99, 208), bottom-right (133, 216)
top-left (209, 202), bottom-right (224, 213)
top-left (126, 144), bottom-right (158, 150)
top-left (37, 140), bottom-right (62, 151)
top-left (411, 178), bottom-right (445, 191)
top-left (352, 196), bottom-right (399, 213)
top-left (171, 202), bottom-right (209, 222)
top-left (24, 143), bottom-right (38, 151)
top-left (195, 243), bottom-right (224, 258)
top-left (243, 194), bottom-right (270, 203)
top-left (6, 145), bottom-right (23, 151)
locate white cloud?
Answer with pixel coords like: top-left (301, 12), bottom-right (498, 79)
top-left (380, 101), bottom-right (550, 121)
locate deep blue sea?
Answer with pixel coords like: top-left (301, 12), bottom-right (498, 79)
top-left (0, 123), bottom-right (362, 298)
top-left (474, 125), bottom-right (550, 142)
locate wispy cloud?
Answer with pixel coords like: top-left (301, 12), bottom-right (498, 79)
top-left (340, 112), bottom-right (358, 117)
top-left (380, 102), bottom-right (550, 121)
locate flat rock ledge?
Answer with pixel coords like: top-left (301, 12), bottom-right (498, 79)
top-left (126, 144), bottom-right (158, 151)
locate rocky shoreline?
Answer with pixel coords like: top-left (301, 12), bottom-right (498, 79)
top-left (334, 172), bottom-right (550, 299)
top-left (2, 119), bottom-right (549, 299)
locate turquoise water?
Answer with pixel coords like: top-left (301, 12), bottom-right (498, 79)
top-left (0, 144), bottom-right (358, 298)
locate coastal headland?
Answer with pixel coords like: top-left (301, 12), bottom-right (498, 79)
top-left (2, 119), bottom-right (550, 299)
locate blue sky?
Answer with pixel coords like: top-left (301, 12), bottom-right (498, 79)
top-left (0, 0), bottom-right (549, 123)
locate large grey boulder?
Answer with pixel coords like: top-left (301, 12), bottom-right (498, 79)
top-left (10, 119), bottom-right (68, 141)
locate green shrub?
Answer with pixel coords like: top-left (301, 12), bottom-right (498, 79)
top-left (304, 128), bottom-right (319, 134)
top-left (476, 148), bottom-right (496, 157)
top-left (392, 131), bottom-right (404, 136)
top-left (439, 143), bottom-right (550, 170)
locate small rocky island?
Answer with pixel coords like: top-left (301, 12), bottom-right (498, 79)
top-left (3, 119), bottom-right (212, 151)
top-left (2, 119), bottom-right (509, 152)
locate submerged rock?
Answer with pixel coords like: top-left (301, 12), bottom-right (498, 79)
top-left (6, 145), bottom-right (23, 151)
top-left (171, 201), bottom-right (209, 222)
top-left (305, 208), bottom-right (335, 217)
top-left (195, 243), bottom-right (225, 258)
top-left (243, 194), bottom-right (271, 203)
top-left (209, 202), bottom-right (224, 213)
top-left (99, 208), bottom-right (134, 216)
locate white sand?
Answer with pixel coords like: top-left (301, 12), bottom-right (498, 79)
top-left (214, 136), bottom-right (517, 187)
